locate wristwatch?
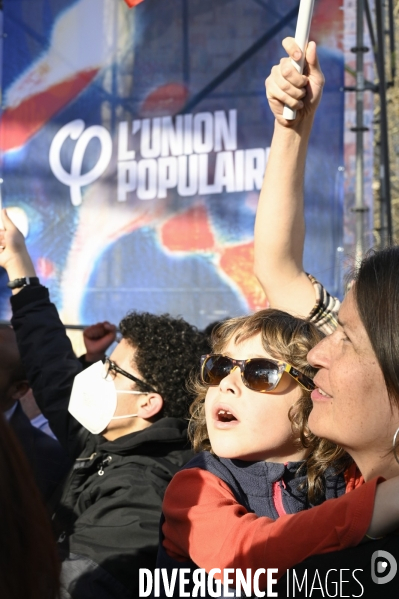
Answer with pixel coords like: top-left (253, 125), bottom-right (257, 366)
top-left (7, 276), bottom-right (40, 289)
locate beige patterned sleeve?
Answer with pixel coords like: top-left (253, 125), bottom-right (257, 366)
top-left (306, 274), bottom-right (340, 335)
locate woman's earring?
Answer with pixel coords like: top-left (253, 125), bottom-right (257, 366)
top-left (393, 427), bottom-right (399, 465)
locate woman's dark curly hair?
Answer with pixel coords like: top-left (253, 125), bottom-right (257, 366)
top-left (189, 309), bottom-right (352, 504)
top-left (119, 311), bottom-right (211, 418)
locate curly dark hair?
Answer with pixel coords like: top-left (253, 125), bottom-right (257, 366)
top-left (119, 312), bottom-right (211, 419)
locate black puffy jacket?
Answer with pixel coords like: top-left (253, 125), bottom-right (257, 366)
top-left (11, 286), bottom-right (193, 599)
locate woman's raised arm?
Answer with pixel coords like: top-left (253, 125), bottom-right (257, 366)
top-left (254, 38), bottom-right (324, 318)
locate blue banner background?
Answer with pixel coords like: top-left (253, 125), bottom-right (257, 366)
top-left (0, 0), bottom-right (344, 329)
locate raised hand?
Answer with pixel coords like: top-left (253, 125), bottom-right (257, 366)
top-left (254, 38), bottom-right (323, 318)
top-left (265, 37), bottom-right (324, 127)
top-left (0, 208), bottom-right (36, 288)
top-left (83, 321), bottom-right (117, 363)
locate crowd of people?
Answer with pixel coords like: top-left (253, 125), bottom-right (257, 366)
top-left (1, 35), bottom-right (399, 599)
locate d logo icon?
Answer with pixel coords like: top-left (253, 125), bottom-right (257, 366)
top-left (371, 550), bottom-right (397, 585)
top-left (49, 119), bottom-right (112, 206)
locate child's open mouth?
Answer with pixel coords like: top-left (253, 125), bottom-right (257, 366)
top-left (217, 410), bottom-right (237, 423)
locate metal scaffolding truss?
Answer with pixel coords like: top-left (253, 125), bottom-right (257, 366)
top-left (346, 0), bottom-right (395, 253)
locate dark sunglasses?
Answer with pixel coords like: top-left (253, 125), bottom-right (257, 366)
top-left (103, 357), bottom-right (157, 393)
top-left (200, 354), bottom-right (315, 393)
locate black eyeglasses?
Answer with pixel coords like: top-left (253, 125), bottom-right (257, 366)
top-left (200, 354), bottom-right (315, 393)
top-left (103, 358), bottom-right (157, 393)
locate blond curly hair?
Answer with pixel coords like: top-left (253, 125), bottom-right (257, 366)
top-left (189, 309), bottom-right (352, 504)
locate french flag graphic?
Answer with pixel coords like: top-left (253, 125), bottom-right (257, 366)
top-left (0, 0), bottom-right (119, 153)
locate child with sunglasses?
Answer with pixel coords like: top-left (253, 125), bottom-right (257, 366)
top-left (156, 308), bottom-right (399, 597)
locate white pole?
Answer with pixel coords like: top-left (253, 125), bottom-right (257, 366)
top-left (283, 0), bottom-right (315, 120)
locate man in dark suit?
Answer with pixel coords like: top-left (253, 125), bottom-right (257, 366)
top-left (0, 325), bottom-right (70, 501)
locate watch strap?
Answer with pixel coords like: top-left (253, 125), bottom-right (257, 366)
top-left (7, 276), bottom-right (40, 290)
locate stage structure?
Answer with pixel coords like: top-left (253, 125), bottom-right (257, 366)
top-left (0, 0), bottom-right (345, 329)
top-left (373, 0), bottom-right (395, 247)
top-left (345, 0), bottom-right (395, 255)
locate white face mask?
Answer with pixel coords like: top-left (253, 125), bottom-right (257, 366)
top-left (68, 361), bottom-right (146, 434)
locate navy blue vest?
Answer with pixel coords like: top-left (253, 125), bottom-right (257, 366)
top-left (154, 452), bottom-right (346, 598)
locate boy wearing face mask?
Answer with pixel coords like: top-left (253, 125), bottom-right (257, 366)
top-left (0, 210), bottom-right (210, 599)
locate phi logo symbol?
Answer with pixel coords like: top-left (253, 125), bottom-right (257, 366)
top-left (49, 120), bottom-right (112, 206)
top-left (371, 550), bottom-right (397, 585)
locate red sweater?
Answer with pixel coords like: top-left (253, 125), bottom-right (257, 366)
top-left (162, 464), bottom-right (377, 589)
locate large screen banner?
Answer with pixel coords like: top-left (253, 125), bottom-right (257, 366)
top-left (0, 0), bottom-right (344, 328)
